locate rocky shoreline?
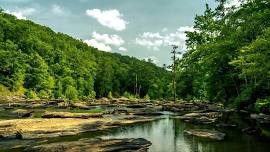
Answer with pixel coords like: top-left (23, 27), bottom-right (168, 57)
top-left (0, 98), bottom-right (270, 151)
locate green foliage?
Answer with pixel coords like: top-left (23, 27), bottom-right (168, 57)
top-left (87, 91), bottom-right (96, 99)
top-left (0, 84), bottom-right (11, 96)
top-left (26, 90), bottom-right (39, 99)
top-left (107, 91), bottom-right (113, 99)
top-left (123, 91), bottom-right (131, 98)
top-left (234, 86), bottom-right (254, 109)
top-left (38, 90), bottom-right (50, 99)
top-left (255, 97), bottom-right (270, 113)
top-left (143, 94), bottom-right (150, 101)
top-left (176, 0), bottom-right (270, 112)
top-left (64, 85), bottom-right (78, 100)
top-left (0, 11), bottom-right (170, 101)
top-left (122, 91), bottom-right (136, 100)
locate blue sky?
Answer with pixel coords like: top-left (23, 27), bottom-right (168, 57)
top-left (0, 0), bottom-right (218, 66)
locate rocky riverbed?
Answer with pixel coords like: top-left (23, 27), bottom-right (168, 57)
top-left (0, 98), bottom-right (270, 151)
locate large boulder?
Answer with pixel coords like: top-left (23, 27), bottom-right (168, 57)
top-left (25, 138), bottom-right (151, 152)
top-left (184, 129), bottom-right (226, 141)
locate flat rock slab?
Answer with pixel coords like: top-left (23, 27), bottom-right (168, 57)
top-left (25, 138), bottom-right (151, 152)
top-left (12, 109), bottom-right (33, 117)
top-left (179, 112), bottom-right (222, 124)
top-left (42, 111), bottom-right (103, 119)
top-left (0, 116), bottom-right (156, 139)
top-left (70, 102), bottom-right (92, 110)
top-left (184, 129), bottom-right (225, 141)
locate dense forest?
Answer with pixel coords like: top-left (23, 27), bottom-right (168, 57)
top-left (0, 0), bottom-right (270, 113)
top-left (176, 0), bottom-right (270, 112)
top-left (0, 9), bottom-right (170, 100)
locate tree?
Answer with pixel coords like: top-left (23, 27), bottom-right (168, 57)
top-left (176, 0), bottom-right (270, 111)
top-left (24, 53), bottom-right (54, 97)
top-left (0, 11), bottom-right (171, 101)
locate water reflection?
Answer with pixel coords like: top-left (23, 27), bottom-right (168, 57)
top-left (102, 117), bottom-right (270, 152)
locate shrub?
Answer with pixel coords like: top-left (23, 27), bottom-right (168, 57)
top-left (26, 90), bottom-right (39, 99)
top-left (38, 90), bottom-right (50, 99)
top-left (234, 87), bottom-right (254, 109)
top-left (255, 97), bottom-right (270, 114)
top-left (65, 85), bottom-right (78, 100)
top-left (143, 94), bottom-right (150, 101)
top-left (107, 91), bottom-right (113, 99)
top-left (0, 84), bottom-right (11, 96)
top-left (122, 91), bottom-right (136, 100)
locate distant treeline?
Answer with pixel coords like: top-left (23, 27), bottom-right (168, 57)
top-left (0, 10), bottom-right (170, 100)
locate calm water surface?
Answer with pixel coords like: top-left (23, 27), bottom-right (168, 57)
top-left (1, 115), bottom-right (270, 152)
top-left (102, 117), bottom-right (270, 152)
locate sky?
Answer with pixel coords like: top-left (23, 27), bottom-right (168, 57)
top-left (0, 0), bottom-right (220, 66)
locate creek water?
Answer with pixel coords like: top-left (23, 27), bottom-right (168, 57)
top-left (102, 116), bottom-right (270, 152)
top-left (1, 113), bottom-right (270, 152)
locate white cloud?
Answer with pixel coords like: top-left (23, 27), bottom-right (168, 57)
top-left (142, 32), bottom-right (163, 39)
top-left (86, 9), bottom-right (128, 31)
top-left (84, 39), bottom-right (112, 52)
top-left (6, 8), bottom-right (36, 20)
top-left (84, 32), bottom-right (125, 52)
top-left (224, 0), bottom-right (241, 8)
top-left (135, 26), bottom-right (194, 51)
top-left (119, 47), bottom-right (127, 52)
top-left (92, 32), bottom-right (124, 46)
top-left (144, 56), bottom-right (159, 64)
top-left (52, 5), bottom-right (65, 16)
top-left (162, 28), bottom-right (168, 32)
top-left (135, 38), bottom-right (163, 51)
top-left (6, 11), bottom-right (26, 20)
top-left (177, 26), bottom-right (195, 32)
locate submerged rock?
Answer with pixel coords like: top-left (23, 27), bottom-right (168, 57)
top-left (127, 104), bottom-right (146, 108)
top-left (242, 127), bottom-right (262, 135)
top-left (25, 138), bottom-right (151, 152)
top-left (184, 129), bottom-right (226, 141)
top-left (216, 123), bottom-right (237, 128)
top-left (133, 112), bottom-right (164, 116)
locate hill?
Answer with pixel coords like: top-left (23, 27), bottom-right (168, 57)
top-left (0, 10), bottom-right (170, 100)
